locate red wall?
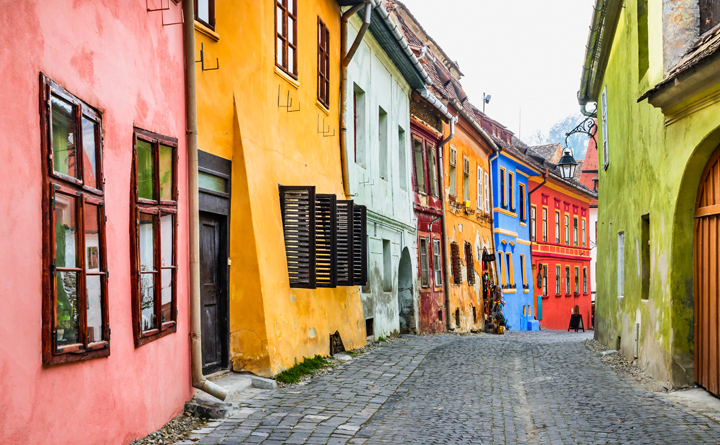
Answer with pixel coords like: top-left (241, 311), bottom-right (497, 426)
top-left (0, 2), bottom-right (192, 444)
top-left (530, 181), bottom-right (593, 331)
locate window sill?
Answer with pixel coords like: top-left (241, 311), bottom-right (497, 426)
top-left (541, 295), bottom-right (550, 300)
top-left (194, 20), bottom-right (219, 42)
top-left (44, 345), bottom-right (110, 366)
top-left (520, 222), bottom-right (526, 227)
top-left (135, 322), bottom-right (177, 348)
top-left (317, 100), bottom-right (330, 116)
top-left (275, 66), bottom-right (299, 89)
top-left (523, 289), bottom-right (529, 293)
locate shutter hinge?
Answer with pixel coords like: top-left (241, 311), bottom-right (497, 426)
top-left (50, 261), bottom-right (56, 276)
top-left (108, 328), bottom-right (111, 342)
top-left (104, 215), bottom-right (107, 223)
top-left (106, 271), bottom-right (109, 281)
top-left (50, 197), bottom-right (55, 211)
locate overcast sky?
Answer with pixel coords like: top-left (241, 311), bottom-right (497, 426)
top-left (401, 0), bottom-right (596, 142)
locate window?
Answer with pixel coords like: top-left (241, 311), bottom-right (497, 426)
top-left (556, 265), bottom-right (561, 295)
top-left (317, 18), bottom-right (330, 108)
top-left (465, 242), bottom-right (475, 285)
top-left (500, 168), bottom-right (507, 207)
top-left (564, 214), bottom-right (570, 245)
top-left (641, 214), bottom-right (650, 300)
top-left (530, 206), bottom-right (537, 241)
top-left (477, 166), bottom-right (484, 210)
top-left (701, 1), bottom-right (720, 34)
top-left (353, 84), bottom-right (366, 167)
top-left (506, 252), bottom-right (514, 286)
top-left (452, 242), bottom-right (462, 284)
top-left (637, 0), bottom-right (649, 77)
top-left (429, 145), bottom-right (438, 196)
top-left (378, 107), bottom-right (388, 180)
top-left (508, 172), bottom-right (515, 211)
top-left (574, 267), bottom-right (579, 293)
top-left (520, 254), bottom-right (527, 288)
top-left (565, 266), bottom-right (570, 294)
top-left (602, 85), bottom-right (609, 170)
top-left (484, 171), bottom-right (490, 212)
top-left (398, 127), bottom-right (407, 191)
top-left (383, 239), bottom-right (392, 292)
top-left (433, 239), bottom-right (442, 286)
top-left (542, 208), bottom-right (548, 242)
top-left (449, 147), bottom-right (457, 196)
top-left (583, 268), bottom-right (588, 294)
top-left (618, 232), bottom-right (625, 296)
top-left (420, 238), bottom-right (429, 288)
top-left (555, 211), bottom-right (560, 243)
top-left (463, 158), bottom-right (470, 202)
top-left (276, 0), bottom-right (298, 77)
top-left (519, 183), bottom-right (526, 221)
top-left (195, 0), bottom-right (215, 30)
top-left (582, 218), bottom-right (587, 247)
top-left (413, 138), bottom-right (425, 192)
top-left (132, 129), bottom-right (179, 347)
top-left (41, 75), bottom-right (109, 365)
top-left (498, 252), bottom-right (506, 287)
top-left (542, 264), bottom-right (548, 296)
top-left (574, 217), bottom-right (579, 246)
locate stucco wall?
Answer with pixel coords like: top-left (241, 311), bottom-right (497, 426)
top-left (0, 2), bottom-right (192, 444)
top-left (595, 0), bottom-right (720, 387)
top-left (345, 15), bottom-right (416, 339)
top-left (194, 0), bottom-right (367, 376)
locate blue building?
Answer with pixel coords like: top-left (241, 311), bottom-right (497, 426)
top-left (487, 130), bottom-right (540, 332)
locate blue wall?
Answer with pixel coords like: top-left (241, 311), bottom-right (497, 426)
top-left (491, 152), bottom-right (539, 331)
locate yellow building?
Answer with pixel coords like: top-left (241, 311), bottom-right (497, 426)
top-left (193, 0), bottom-right (366, 376)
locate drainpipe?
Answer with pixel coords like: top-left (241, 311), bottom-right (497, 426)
top-left (580, 103), bottom-right (597, 118)
top-left (528, 169), bottom-right (549, 196)
top-left (437, 117), bottom-right (456, 330)
top-left (488, 148), bottom-right (502, 285)
top-left (340, 1), bottom-right (374, 198)
top-left (183, 0), bottom-right (228, 401)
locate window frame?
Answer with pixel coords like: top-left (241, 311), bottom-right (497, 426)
top-left (506, 252), bottom-right (514, 286)
top-left (583, 267), bottom-right (588, 294)
top-left (542, 207), bottom-right (548, 242)
top-left (574, 216), bottom-right (579, 247)
top-left (419, 237), bottom-right (430, 288)
top-left (275, 0), bottom-right (298, 78)
top-left (195, 0), bottom-right (216, 30)
top-left (530, 206), bottom-right (537, 241)
top-left (484, 171), bottom-right (490, 213)
top-left (520, 254), bottom-right (527, 288)
top-left (582, 218), bottom-right (587, 247)
top-left (564, 214), bottom-right (570, 245)
top-left (519, 183), bottom-right (526, 221)
top-left (317, 17), bottom-right (330, 108)
top-left (412, 136), bottom-right (427, 194)
top-left (429, 145), bottom-right (438, 197)
top-left (555, 265), bottom-right (561, 295)
top-left (574, 266), bottom-right (580, 294)
top-left (477, 165), bottom-right (484, 210)
top-left (508, 172), bottom-right (515, 212)
top-left (565, 266), bottom-right (570, 294)
top-left (555, 211), bottom-right (560, 244)
top-left (432, 239), bottom-right (442, 287)
top-left (462, 157), bottom-right (470, 202)
top-left (40, 74), bottom-right (110, 365)
top-left (131, 128), bottom-right (179, 347)
top-left (500, 167), bottom-right (507, 207)
top-left (542, 264), bottom-right (548, 296)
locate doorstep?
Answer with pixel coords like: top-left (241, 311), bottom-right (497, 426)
top-left (185, 371), bottom-right (277, 419)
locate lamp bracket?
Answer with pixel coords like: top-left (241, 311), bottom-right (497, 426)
top-left (565, 116), bottom-right (597, 150)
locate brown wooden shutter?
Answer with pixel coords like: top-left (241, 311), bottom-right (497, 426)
top-left (451, 242), bottom-right (461, 284)
top-left (465, 242), bottom-right (475, 285)
top-left (352, 205), bottom-right (367, 285)
top-left (279, 186), bottom-right (316, 288)
top-left (315, 194), bottom-right (337, 288)
top-left (336, 200), bottom-right (354, 286)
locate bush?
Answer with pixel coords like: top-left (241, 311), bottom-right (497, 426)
top-left (275, 355), bottom-right (330, 384)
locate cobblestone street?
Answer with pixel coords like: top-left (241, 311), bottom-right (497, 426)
top-left (180, 332), bottom-right (720, 444)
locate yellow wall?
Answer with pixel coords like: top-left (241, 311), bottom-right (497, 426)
top-left (195, 0), bottom-right (366, 376)
top-left (442, 117), bottom-right (494, 332)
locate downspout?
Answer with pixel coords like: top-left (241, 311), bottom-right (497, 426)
top-left (340, 1), bottom-right (374, 198)
top-left (437, 117), bottom-right (456, 330)
top-left (580, 103), bottom-right (597, 118)
top-left (183, 0), bottom-right (228, 401)
top-left (488, 148), bottom-right (502, 285)
top-left (528, 169), bottom-right (549, 196)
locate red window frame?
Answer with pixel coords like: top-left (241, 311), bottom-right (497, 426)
top-left (40, 74), bottom-right (109, 365)
top-left (317, 18), bottom-right (330, 108)
top-left (131, 128), bottom-right (179, 347)
top-left (276, 0), bottom-right (298, 78)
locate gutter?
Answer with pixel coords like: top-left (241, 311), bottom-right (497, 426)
top-left (436, 117), bottom-right (456, 331)
top-left (183, 0), bottom-right (228, 401)
top-left (449, 99), bottom-right (499, 155)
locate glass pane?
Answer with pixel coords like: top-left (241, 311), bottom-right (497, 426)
top-left (54, 194), bottom-right (77, 269)
top-left (82, 117), bottom-right (98, 188)
top-left (140, 274), bottom-right (156, 331)
top-left (276, 6), bottom-right (283, 35)
top-left (288, 47), bottom-right (295, 72)
top-left (161, 214), bottom-right (174, 267)
top-left (198, 0), bottom-right (209, 23)
top-left (85, 203), bottom-right (101, 272)
top-left (288, 17), bottom-right (294, 44)
top-left (277, 38), bottom-right (284, 65)
top-left (51, 95), bottom-right (78, 178)
top-left (161, 269), bottom-right (173, 323)
top-left (86, 275), bottom-right (103, 343)
top-left (414, 140), bottom-right (425, 190)
top-left (159, 144), bottom-right (173, 201)
top-left (139, 213), bottom-right (155, 272)
top-left (137, 139), bottom-right (155, 200)
top-left (55, 271), bottom-right (79, 346)
top-left (198, 171), bottom-right (227, 193)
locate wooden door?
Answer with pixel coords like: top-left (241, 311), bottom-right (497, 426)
top-left (695, 148), bottom-right (720, 395)
top-left (200, 212), bottom-right (227, 374)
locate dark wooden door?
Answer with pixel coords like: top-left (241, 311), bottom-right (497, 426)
top-left (200, 212), bottom-right (228, 374)
top-left (695, 148), bottom-right (720, 395)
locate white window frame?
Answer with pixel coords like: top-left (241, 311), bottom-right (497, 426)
top-left (602, 85), bottom-right (609, 170)
top-left (477, 166), bottom-right (484, 210)
top-left (484, 171), bottom-right (490, 212)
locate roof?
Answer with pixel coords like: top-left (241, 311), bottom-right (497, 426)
top-left (528, 143), bottom-right (563, 164)
top-left (640, 24), bottom-right (720, 102)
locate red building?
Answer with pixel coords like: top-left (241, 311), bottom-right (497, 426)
top-left (526, 144), bottom-right (597, 330)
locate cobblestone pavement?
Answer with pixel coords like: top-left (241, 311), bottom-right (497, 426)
top-left (179, 331), bottom-right (720, 444)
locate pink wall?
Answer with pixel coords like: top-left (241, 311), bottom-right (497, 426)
top-left (0, 1), bottom-right (192, 444)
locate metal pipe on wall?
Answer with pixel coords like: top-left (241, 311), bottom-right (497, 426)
top-left (437, 117), bottom-right (456, 330)
top-left (183, 0), bottom-right (228, 401)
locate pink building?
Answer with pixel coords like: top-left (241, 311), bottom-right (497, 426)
top-left (0, 2), bottom-right (192, 443)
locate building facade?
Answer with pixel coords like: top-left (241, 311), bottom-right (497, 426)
top-left (577, 128), bottom-right (599, 308)
top-left (0, 2), bottom-right (193, 443)
top-left (527, 144), bottom-right (596, 331)
top-left (194, 0), bottom-right (368, 377)
top-left (579, 0), bottom-right (720, 391)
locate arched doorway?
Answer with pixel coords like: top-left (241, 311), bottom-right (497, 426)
top-left (397, 247), bottom-right (415, 334)
top-left (695, 147), bottom-right (720, 395)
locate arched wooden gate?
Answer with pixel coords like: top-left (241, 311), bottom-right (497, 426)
top-left (695, 148), bottom-right (720, 395)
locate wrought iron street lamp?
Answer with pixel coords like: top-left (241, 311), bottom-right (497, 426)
top-left (557, 147), bottom-right (578, 179)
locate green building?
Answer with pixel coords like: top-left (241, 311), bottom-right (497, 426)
top-left (579, 0), bottom-right (720, 394)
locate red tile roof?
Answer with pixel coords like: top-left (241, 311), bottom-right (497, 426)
top-left (578, 121), bottom-right (598, 206)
